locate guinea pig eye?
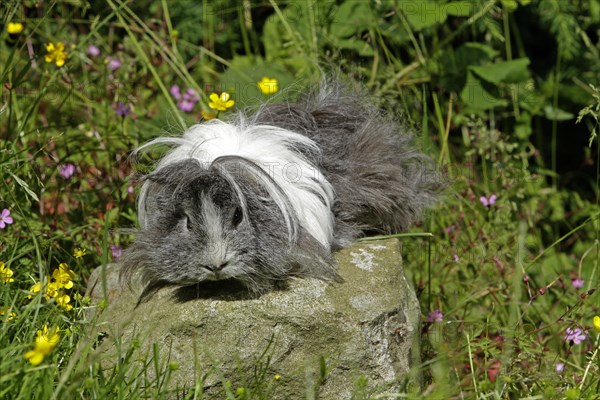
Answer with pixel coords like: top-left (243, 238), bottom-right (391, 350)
top-left (232, 206), bottom-right (243, 228)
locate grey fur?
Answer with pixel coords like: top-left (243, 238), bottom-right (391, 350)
top-left (121, 81), bottom-right (442, 295)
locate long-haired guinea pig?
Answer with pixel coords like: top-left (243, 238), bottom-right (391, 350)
top-left (120, 80), bottom-right (442, 295)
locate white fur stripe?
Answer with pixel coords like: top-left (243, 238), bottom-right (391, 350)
top-left (137, 117), bottom-right (335, 248)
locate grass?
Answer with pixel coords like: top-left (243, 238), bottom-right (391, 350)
top-left (1, 0), bottom-right (599, 398)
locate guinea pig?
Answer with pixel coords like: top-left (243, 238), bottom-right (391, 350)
top-left (120, 80), bottom-right (442, 295)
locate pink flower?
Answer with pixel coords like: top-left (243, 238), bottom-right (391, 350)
top-left (59, 163), bottom-right (75, 179)
top-left (106, 56), bottom-right (121, 71)
top-left (453, 254), bottom-right (460, 262)
top-left (555, 362), bottom-right (565, 373)
top-left (170, 84), bottom-right (181, 99)
top-left (115, 102), bottom-right (130, 117)
top-left (565, 327), bottom-right (586, 345)
top-left (170, 84), bottom-right (199, 113)
top-left (428, 309), bottom-right (443, 323)
top-left (110, 245), bottom-right (122, 260)
top-left (571, 278), bottom-right (584, 289)
top-left (480, 194), bottom-right (497, 207)
top-left (0, 209), bottom-right (14, 229)
top-left (87, 45), bottom-right (100, 57)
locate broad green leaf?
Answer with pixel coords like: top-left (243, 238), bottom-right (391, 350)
top-left (219, 56), bottom-right (298, 108)
top-left (403, 0), bottom-right (473, 31)
top-left (330, 1), bottom-right (373, 38)
top-left (445, 1), bottom-right (476, 16)
top-left (543, 105), bottom-right (575, 121)
top-left (434, 42), bottom-right (498, 91)
top-left (461, 72), bottom-right (507, 111)
top-left (469, 58), bottom-right (530, 84)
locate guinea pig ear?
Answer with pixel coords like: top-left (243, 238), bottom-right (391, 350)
top-left (212, 155), bottom-right (299, 242)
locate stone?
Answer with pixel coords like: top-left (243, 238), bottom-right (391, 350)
top-left (85, 239), bottom-right (420, 399)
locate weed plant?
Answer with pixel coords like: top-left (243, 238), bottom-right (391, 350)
top-left (0, 0), bottom-right (599, 398)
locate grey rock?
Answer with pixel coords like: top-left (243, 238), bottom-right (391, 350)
top-left (85, 239), bottom-right (421, 399)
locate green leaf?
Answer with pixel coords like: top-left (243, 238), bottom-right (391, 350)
top-left (515, 112), bottom-right (532, 139)
top-left (434, 42), bottom-right (498, 91)
top-left (330, 2), bottom-right (373, 38)
top-left (445, 1), bottom-right (476, 16)
top-left (7, 170), bottom-right (39, 202)
top-left (338, 39), bottom-right (375, 56)
top-left (469, 58), bottom-right (531, 84)
top-left (219, 56), bottom-right (298, 108)
top-left (403, 0), bottom-right (473, 31)
top-left (461, 72), bottom-right (507, 111)
top-left (543, 105), bottom-right (575, 121)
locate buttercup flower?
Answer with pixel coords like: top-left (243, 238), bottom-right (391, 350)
top-left (55, 293), bottom-right (72, 311)
top-left (0, 209), bottom-right (13, 229)
top-left (24, 325), bottom-right (60, 366)
top-left (45, 42), bottom-right (68, 67)
top-left (480, 194), bottom-right (497, 207)
top-left (52, 263), bottom-right (75, 289)
top-left (59, 163), bottom-right (75, 179)
top-left (565, 327), bottom-right (586, 345)
top-left (0, 262), bottom-right (14, 283)
top-left (428, 309), bottom-right (443, 322)
top-left (0, 309), bottom-right (16, 321)
top-left (45, 281), bottom-right (61, 299)
top-left (28, 282), bottom-right (41, 298)
top-left (593, 316), bottom-right (600, 333)
top-left (7, 22), bottom-right (24, 35)
top-left (73, 248), bottom-right (86, 259)
top-left (208, 92), bottom-right (235, 111)
top-left (258, 77), bottom-right (279, 95)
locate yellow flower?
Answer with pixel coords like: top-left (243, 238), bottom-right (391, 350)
top-left (274, 373), bottom-right (281, 381)
top-left (52, 263), bottom-right (75, 289)
top-left (594, 316), bottom-right (600, 333)
top-left (0, 309), bottom-right (16, 322)
top-left (258, 77), bottom-right (279, 95)
top-left (24, 325), bottom-right (60, 366)
top-left (55, 293), bottom-right (72, 311)
top-left (73, 248), bottom-right (86, 259)
top-left (200, 110), bottom-right (217, 121)
top-left (7, 22), bottom-right (24, 35)
top-left (0, 261), bottom-right (14, 283)
top-left (28, 281), bottom-right (41, 299)
top-left (45, 42), bottom-right (67, 67)
top-left (45, 281), bottom-right (61, 299)
top-left (208, 92), bottom-right (235, 111)
top-left (24, 347), bottom-right (46, 366)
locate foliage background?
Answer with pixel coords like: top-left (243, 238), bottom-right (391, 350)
top-left (0, 0), bottom-right (599, 398)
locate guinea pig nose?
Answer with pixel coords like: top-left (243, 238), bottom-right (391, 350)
top-left (208, 261), bottom-right (228, 271)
